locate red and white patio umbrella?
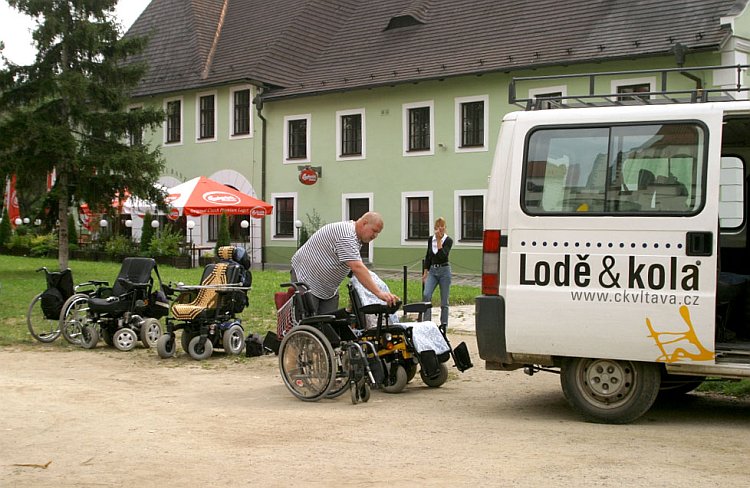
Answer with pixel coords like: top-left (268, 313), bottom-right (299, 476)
top-left (165, 176), bottom-right (272, 218)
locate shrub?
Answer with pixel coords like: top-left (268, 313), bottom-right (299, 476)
top-left (67, 214), bottom-right (78, 245)
top-left (105, 235), bottom-right (138, 257)
top-left (147, 226), bottom-right (183, 257)
top-left (29, 233), bottom-right (57, 257)
top-left (0, 209), bottom-right (11, 248)
top-left (214, 212), bottom-right (230, 254)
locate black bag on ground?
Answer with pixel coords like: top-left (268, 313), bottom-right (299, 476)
top-left (245, 333), bottom-right (265, 357)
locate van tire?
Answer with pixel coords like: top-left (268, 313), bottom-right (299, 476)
top-left (560, 357), bottom-right (660, 424)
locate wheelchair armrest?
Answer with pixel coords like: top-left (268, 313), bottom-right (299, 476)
top-left (299, 314), bottom-right (337, 325)
top-left (402, 302), bottom-right (432, 314)
top-left (117, 277), bottom-right (150, 289)
top-left (360, 300), bottom-right (401, 315)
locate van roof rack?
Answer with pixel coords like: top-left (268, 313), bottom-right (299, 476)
top-left (510, 64), bottom-right (750, 110)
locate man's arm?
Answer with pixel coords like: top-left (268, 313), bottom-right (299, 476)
top-left (347, 260), bottom-right (399, 306)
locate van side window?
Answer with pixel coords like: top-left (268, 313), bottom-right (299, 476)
top-left (719, 156), bottom-right (744, 230)
top-left (523, 123), bottom-right (705, 215)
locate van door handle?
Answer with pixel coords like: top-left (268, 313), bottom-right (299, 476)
top-left (686, 231), bottom-right (712, 256)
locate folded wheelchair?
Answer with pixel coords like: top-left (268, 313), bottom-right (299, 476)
top-left (156, 246), bottom-right (252, 360)
top-left (58, 257), bottom-right (169, 351)
top-left (275, 275), bottom-right (472, 404)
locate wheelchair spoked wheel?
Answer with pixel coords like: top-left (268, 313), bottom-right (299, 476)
top-left (325, 346), bottom-right (352, 399)
top-left (222, 324), bottom-right (245, 355)
top-left (112, 328), bottom-right (138, 351)
top-left (81, 325), bottom-right (99, 349)
top-left (279, 325), bottom-right (336, 402)
top-left (139, 318), bottom-right (162, 349)
top-left (382, 364), bottom-right (408, 394)
top-left (26, 293), bottom-right (62, 343)
top-left (156, 334), bottom-right (176, 358)
top-left (188, 335), bottom-right (214, 360)
top-left (59, 294), bottom-right (90, 345)
top-left (420, 363), bottom-right (449, 388)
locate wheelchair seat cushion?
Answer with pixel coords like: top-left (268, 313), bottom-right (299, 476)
top-left (88, 295), bottom-right (133, 314)
top-left (172, 262), bottom-right (229, 320)
top-left (407, 321), bottom-right (450, 355)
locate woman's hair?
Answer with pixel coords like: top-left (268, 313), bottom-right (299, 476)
top-left (434, 217), bottom-right (446, 228)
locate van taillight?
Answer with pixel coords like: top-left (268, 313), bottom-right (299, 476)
top-left (482, 229), bottom-right (501, 295)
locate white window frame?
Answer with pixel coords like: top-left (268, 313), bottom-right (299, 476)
top-left (342, 192), bottom-right (374, 261)
top-left (336, 108), bottom-right (366, 161)
top-left (453, 189), bottom-right (487, 247)
top-left (127, 103), bottom-right (144, 146)
top-left (229, 85), bottom-right (254, 140)
top-left (283, 114), bottom-right (311, 164)
top-left (454, 95), bottom-right (489, 153)
top-left (528, 85), bottom-right (568, 107)
top-left (271, 192), bottom-right (298, 241)
top-left (195, 91), bottom-right (218, 143)
top-left (163, 96), bottom-right (184, 146)
top-left (610, 76), bottom-right (656, 100)
top-left (402, 101), bottom-right (435, 157)
top-left (400, 190), bottom-right (433, 246)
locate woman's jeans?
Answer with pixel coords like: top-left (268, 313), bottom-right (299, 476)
top-left (423, 265), bottom-right (451, 325)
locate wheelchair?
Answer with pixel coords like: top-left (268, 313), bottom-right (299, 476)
top-left (275, 275), bottom-right (473, 404)
top-left (347, 275), bottom-right (473, 393)
top-left (59, 257), bottom-right (169, 351)
top-left (156, 246), bottom-right (252, 360)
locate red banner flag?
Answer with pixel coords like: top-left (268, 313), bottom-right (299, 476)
top-left (4, 176), bottom-right (21, 227)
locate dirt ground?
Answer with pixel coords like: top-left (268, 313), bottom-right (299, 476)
top-left (2, 328), bottom-right (750, 487)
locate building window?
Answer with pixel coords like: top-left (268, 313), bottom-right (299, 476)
top-left (128, 106), bottom-right (143, 146)
top-left (460, 195), bottom-right (484, 241)
top-left (460, 101), bottom-right (483, 147)
top-left (284, 115), bottom-right (311, 162)
top-left (232, 88), bottom-right (251, 136)
top-left (408, 107), bottom-right (430, 151)
top-left (206, 214), bottom-right (251, 241)
top-left (275, 197), bottom-right (295, 237)
top-left (198, 94), bottom-right (216, 140)
top-left (612, 77), bottom-right (655, 102)
top-left (402, 101), bottom-right (434, 156)
top-left (165, 98), bottom-right (182, 144)
top-left (528, 86), bottom-right (567, 110)
top-left (407, 196), bottom-right (430, 240)
top-left (341, 114), bottom-right (362, 156)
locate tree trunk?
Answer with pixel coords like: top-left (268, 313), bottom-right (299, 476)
top-left (57, 168), bottom-right (69, 270)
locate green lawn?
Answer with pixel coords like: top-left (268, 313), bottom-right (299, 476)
top-left (0, 254), bottom-right (480, 346)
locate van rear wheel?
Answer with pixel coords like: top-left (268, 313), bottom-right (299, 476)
top-left (560, 357), bottom-right (660, 424)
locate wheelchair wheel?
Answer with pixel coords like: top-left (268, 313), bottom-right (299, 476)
top-left (382, 364), bottom-right (408, 394)
top-left (156, 334), bottom-right (176, 358)
top-left (139, 318), bottom-right (162, 349)
top-left (420, 362), bottom-right (449, 388)
top-left (279, 325), bottom-right (335, 402)
top-left (405, 361), bottom-right (418, 383)
top-left (112, 328), bottom-right (137, 351)
top-left (222, 324), bottom-right (245, 355)
top-left (188, 335), bottom-right (214, 360)
top-left (351, 381), bottom-right (371, 404)
top-left (325, 346), bottom-right (351, 399)
top-left (101, 327), bottom-right (114, 347)
top-left (81, 325), bottom-right (99, 349)
top-left (59, 294), bottom-right (90, 345)
top-left (27, 293), bottom-right (62, 343)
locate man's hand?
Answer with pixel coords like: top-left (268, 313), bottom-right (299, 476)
top-left (375, 289), bottom-right (399, 307)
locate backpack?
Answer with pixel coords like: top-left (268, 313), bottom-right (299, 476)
top-left (40, 288), bottom-right (65, 320)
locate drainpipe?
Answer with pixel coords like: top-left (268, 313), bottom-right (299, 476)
top-left (254, 89), bottom-right (267, 271)
top-left (673, 42), bottom-right (703, 98)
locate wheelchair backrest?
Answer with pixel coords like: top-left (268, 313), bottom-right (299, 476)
top-left (112, 257), bottom-right (156, 296)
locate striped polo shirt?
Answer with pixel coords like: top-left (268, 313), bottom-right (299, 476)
top-left (291, 220), bottom-right (362, 299)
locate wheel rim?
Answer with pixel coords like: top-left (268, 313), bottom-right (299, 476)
top-left (226, 329), bottom-right (243, 352)
top-left (142, 320), bottom-right (161, 345)
top-left (575, 358), bottom-right (636, 409)
top-left (61, 297), bottom-right (89, 345)
top-left (280, 329), bottom-right (333, 400)
top-left (114, 329), bottom-right (136, 350)
top-left (28, 294), bottom-right (61, 342)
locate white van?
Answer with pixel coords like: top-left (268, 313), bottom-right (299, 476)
top-left (476, 66), bottom-right (750, 423)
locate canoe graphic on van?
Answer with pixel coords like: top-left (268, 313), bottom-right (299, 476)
top-left (646, 305), bottom-right (714, 364)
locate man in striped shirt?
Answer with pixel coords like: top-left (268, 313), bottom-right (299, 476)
top-left (291, 211), bottom-right (399, 314)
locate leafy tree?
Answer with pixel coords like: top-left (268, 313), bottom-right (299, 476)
top-left (0, 0), bottom-right (165, 269)
top-left (215, 212), bottom-right (231, 254)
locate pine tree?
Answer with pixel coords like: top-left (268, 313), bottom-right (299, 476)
top-left (0, 208), bottom-right (11, 249)
top-left (215, 213), bottom-right (231, 255)
top-left (0, 0), bottom-right (165, 269)
top-left (140, 212), bottom-right (155, 254)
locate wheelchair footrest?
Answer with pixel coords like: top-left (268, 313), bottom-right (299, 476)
top-left (262, 331), bottom-right (281, 355)
top-left (368, 357), bottom-right (385, 385)
top-left (419, 349), bottom-right (441, 379)
top-left (452, 341), bottom-right (473, 372)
